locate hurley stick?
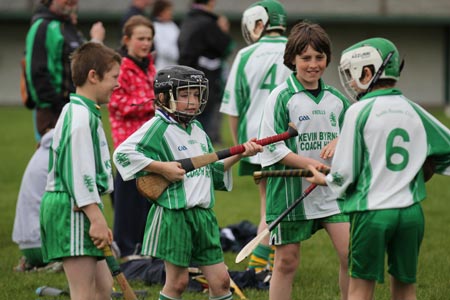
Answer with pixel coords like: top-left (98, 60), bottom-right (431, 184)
top-left (253, 168), bottom-right (330, 184)
top-left (103, 245), bottom-right (138, 300)
top-left (235, 183), bottom-right (318, 263)
top-left (137, 123), bottom-right (299, 200)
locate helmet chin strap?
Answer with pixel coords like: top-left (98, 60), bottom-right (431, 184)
top-left (356, 51), bottom-right (394, 100)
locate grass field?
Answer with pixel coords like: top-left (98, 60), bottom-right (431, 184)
top-left (0, 106), bottom-right (449, 299)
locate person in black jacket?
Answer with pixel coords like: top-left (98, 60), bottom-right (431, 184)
top-left (25, 0), bottom-right (104, 142)
top-left (178, 0), bottom-right (234, 144)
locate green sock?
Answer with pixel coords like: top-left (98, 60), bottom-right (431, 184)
top-left (247, 244), bottom-right (271, 272)
top-left (159, 291), bottom-right (181, 300)
top-left (210, 292), bottom-right (233, 300)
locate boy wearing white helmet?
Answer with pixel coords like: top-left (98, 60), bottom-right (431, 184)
top-left (307, 37), bottom-right (450, 300)
top-left (220, 0), bottom-right (291, 273)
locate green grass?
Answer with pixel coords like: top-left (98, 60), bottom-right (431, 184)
top-left (1, 106), bottom-right (450, 299)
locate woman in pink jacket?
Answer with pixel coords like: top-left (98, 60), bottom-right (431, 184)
top-left (108, 15), bottom-right (156, 258)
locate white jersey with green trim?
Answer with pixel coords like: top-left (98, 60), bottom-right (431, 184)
top-left (220, 36), bottom-right (291, 165)
top-left (45, 94), bottom-right (113, 208)
top-left (326, 88), bottom-right (450, 213)
top-left (260, 74), bottom-right (350, 221)
top-left (114, 109), bottom-right (232, 209)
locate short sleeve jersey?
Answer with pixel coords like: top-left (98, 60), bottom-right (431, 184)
top-left (113, 109), bottom-right (232, 209)
top-left (259, 74), bottom-right (350, 221)
top-left (220, 36), bottom-right (291, 165)
top-left (45, 94), bottom-right (113, 208)
top-left (326, 88), bottom-right (450, 212)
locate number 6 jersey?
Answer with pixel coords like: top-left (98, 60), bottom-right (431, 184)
top-left (327, 88), bottom-right (450, 212)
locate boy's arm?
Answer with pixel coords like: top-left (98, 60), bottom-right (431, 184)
top-left (222, 139), bottom-right (263, 171)
top-left (142, 161), bottom-right (185, 182)
top-left (280, 152), bottom-right (329, 170)
top-left (80, 203), bottom-right (112, 250)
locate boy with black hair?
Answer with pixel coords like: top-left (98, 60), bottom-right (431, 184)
top-left (40, 42), bottom-right (121, 300)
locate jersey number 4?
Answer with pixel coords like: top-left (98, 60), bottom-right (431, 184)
top-left (259, 64), bottom-right (278, 92)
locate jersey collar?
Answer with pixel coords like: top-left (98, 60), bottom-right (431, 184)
top-left (359, 88), bottom-right (403, 101)
top-left (70, 93), bottom-right (102, 118)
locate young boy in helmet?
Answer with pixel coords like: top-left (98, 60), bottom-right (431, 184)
top-left (306, 37), bottom-right (450, 300)
top-left (219, 0), bottom-right (291, 273)
top-left (259, 21), bottom-right (351, 300)
top-left (113, 65), bottom-right (263, 300)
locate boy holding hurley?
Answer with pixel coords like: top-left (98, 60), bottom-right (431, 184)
top-left (40, 42), bottom-right (121, 300)
top-left (113, 65), bottom-right (263, 300)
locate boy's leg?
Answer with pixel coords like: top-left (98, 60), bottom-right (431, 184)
top-left (94, 259), bottom-right (114, 300)
top-left (161, 261), bottom-right (189, 299)
top-left (200, 262), bottom-right (232, 299)
top-left (390, 276), bottom-right (416, 300)
top-left (323, 220), bottom-right (350, 300)
top-left (269, 243), bottom-right (300, 300)
top-left (348, 278), bottom-right (375, 300)
top-left (63, 256), bottom-right (105, 300)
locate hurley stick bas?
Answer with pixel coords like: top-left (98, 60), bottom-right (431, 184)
top-left (103, 245), bottom-right (138, 300)
top-left (253, 168), bottom-right (330, 184)
top-left (137, 122), bottom-right (299, 200)
top-left (235, 183), bottom-right (318, 264)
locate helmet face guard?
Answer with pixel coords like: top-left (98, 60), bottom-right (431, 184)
top-left (154, 66), bottom-right (208, 124)
top-left (339, 38), bottom-right (401, 101)
top-left (241, 0), bottom-right (287, 45)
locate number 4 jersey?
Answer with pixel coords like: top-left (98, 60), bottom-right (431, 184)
top-left (327, 88), bottom-right (450, 213)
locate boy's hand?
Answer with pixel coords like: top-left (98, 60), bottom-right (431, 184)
top-left (159, 161), bottom-right (186, 182)
top-left (320, 138), bottom-right (338, 160)
top-left (240, 138), bottom-right (263, 157)
top-left (90, 221), bottom-right (113, 250)
top-left (305, 165), bottom-right (328, 186)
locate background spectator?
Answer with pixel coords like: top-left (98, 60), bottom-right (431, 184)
top-left (178, 0), bottom-right (234, 145)
top-left (151, 0), bottom-right (179, 70)
top-left (108, 15), bottom-right (156, 258)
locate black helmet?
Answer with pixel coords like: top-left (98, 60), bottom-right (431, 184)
top-left (154, 65), bottom-right (208, 124)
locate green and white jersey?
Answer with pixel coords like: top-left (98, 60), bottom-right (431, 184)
top-left (260, 74), bottom-right (350, 221)
top-left (113, 109), bottom-right (232, 209)
top-left (220, 36), bottom-right (291, 165)
top-left (326, 88), bottom-right (450, 212)
top-left (46, 94), bottom-right (113, 207)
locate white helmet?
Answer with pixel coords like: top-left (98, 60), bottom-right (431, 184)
top-left (339, 37), bottom-right (401, 101)
top-left (241, 0), bottom-right (287, 45)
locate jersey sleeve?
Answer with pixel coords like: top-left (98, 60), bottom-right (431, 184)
top-left (325, 102), bottom-right (366, 196)
top-left (259, 86), bottom-right (292, 167)
top-left (65, 107), bottom-right (102, 207)
top-left (411, 102), bottom-right (450, 175)
top-left (113, 120), bottom-right (155, 181)
top-left (220, 51), bottom-right (241, 117)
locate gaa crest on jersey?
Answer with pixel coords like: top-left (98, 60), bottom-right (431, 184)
top-left (298, 115), bottom-right (310, 122)
top-left (268, 143), bottom-right (276, 152)
top-left (329, 112), bottom-right (337, 127)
